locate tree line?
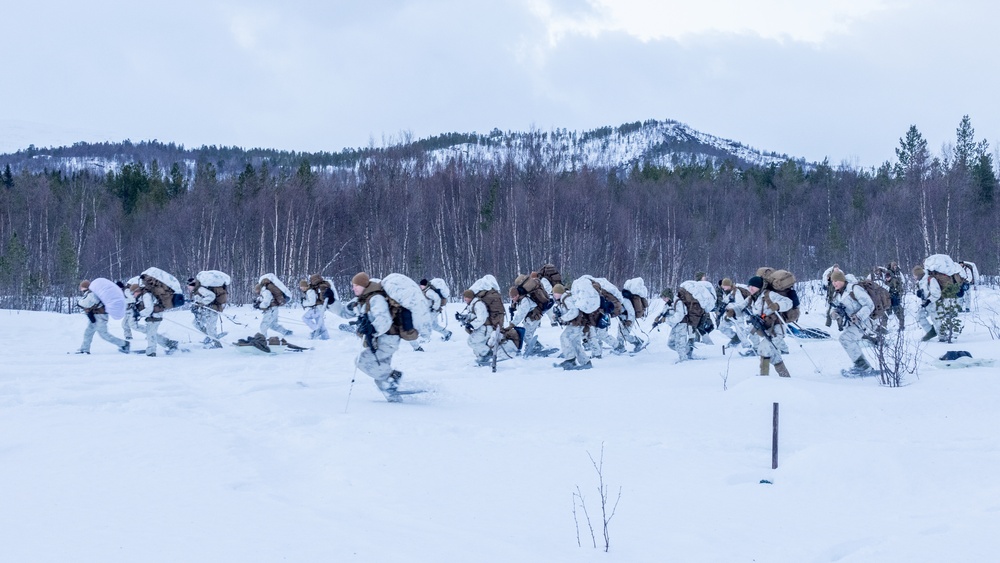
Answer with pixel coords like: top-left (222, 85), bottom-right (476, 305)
top-left (0, 117), bottom-right (996, 311)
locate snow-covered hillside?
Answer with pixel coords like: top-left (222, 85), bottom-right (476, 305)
top-left (426, 120), bottom-right (792, 172)
top-left (1, 119), bottom-right (796, 179)
top-left (2, 287), bottom-right (998, 562)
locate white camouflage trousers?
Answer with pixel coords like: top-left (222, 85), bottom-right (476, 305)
top-left (260, 308), bottom-right (292, 337)
top-left (838, 321), bottom-right (870, 364)
top-left (754, 325), bottom-right (786, 364)
top-left (959, 287), bottom-right (972, 311)
top-left (917, 301), bottom-right (941, 334)
top-left (122, 307), bottom-right (138, 339)
top-left (80, 314), bottom-right (126, 352)
top-left (559, 325), bottom-right (590, 365)
top-left (468, 325), bottom-right (494, 360)
top-left (423, 312), bottom-right (451, 341)
top-left (193, 306), bottom-right (222, 342)
top-left (619, 320), bottom-right (643, 347)
top-left (142, 318), bottom-right (176, 356)
top-left (302, 306), bottom-right (329, 339)
top-left (520, 318), bottom-right (541, 356)
top-left (719, 316), bottom-right (758, 348)
top-left (356, 334), bottom-right (400, 383)
top-left (587, 326), bottom-right (619, 357)
top-left (668, 322), bottom-right (694, 361)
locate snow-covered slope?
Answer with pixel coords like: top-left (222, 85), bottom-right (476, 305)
top-left (2, 286), bottom-right (999, 561)
top-left (0, 119), bottom-right (797, 179)
top-left (427, 119), bottom-right (791, 171)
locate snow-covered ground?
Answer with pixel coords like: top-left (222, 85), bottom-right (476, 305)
top-left (2, 289), bottom-right (999, 562)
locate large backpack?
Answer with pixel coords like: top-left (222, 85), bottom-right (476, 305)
top-left (469, 275), bottom-right (506, 329)
top-left (757, 267), bottom-right (799, 322)
top-left (140, 267), bottom-right (184, 311)
top-left (517, 275), bottom-right (552, 313)
top-left (592, 283), bottom-right (623, 318)
top-left (622, 278), bottom-right (650, 319)
top-left (538, 264), bottom-right (562, 287)
top-left (258, 274), bottom-right (291, 307)
top-left (924, 254), bottom-right (964, 294)
top-left (368, 273), bottom-right (433, 341)
top-left (308, 274), bottom-right (335, 306)
top-left (476, 289), bottom-right (507, 329)
top-left (856, 279), bottom-right (891, 321)
top-left (581, 276), bottom-right (625, 318)
top-left (677, 286), bottom-right (706, 329)
top-left (426, 277), bottom-right (450, 310)
top-left (196, 270), bottom-right (230, 311)
top-left (757, 267), bottom-right (796, 292)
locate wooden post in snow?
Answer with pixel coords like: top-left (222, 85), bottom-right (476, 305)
top-left (772, 402), bottom-right (779, 470)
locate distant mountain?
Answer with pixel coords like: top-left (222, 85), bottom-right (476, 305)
top-left (0, 119), bottom-right (799, 178)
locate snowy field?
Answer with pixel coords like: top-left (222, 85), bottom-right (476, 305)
top-left (2, 288), bottom-right (1000, 562)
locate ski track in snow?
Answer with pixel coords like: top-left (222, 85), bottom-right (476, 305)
top-left (2, 288), bottom-right (1000, 562)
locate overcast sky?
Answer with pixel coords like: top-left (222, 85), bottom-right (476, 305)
top-left (3, 0), bottom-right (998, 167)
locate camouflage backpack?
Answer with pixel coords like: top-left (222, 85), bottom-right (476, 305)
top-left (476, 289), bottom-right (507, 329)
top-left (677, 287), bottom-right (705, 328)
top-left (538, 264), bottom-right (562, 287)
top-left (855, 279), bottom-right (891, 322)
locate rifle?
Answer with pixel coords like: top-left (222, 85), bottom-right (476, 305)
top-left (355, 314), bottom-right (377, 353)
top-left (651, 311), bottom-right (667, 330)
top-left (830, 302), bottom-right (850, 331)
top-left (454, 310), bottom-right (475, 332)
top-left (743, 309), bottom-right (777, 347)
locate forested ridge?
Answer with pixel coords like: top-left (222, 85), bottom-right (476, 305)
top-left (0, 117), bottom-right (996, 310)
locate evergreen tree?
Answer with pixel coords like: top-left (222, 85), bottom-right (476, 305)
top-left (54, 226), bottom-right (79, 288)
top-left (168, 162), bottom-right (186, 198)
top-left (954, 115), bottom-right (977, 170)
top-left (971, 152), bottom-right (997, 206)
top-left (2, 164), bottom-right (13, 188)
top-left (894, 125), bottom-right (929, 179)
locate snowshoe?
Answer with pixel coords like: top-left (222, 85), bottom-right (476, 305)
top-left (533, 347), bottom-right (559, 358)
top-left (554, 359), bottom-right (592, 370)
top-left (840, 367), bottom-right (879, 378)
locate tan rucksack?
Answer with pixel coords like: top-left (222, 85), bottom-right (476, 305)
top-left (261, 280), bottom-right (287, 307)
top-left (855, 279), bottom-right (891, 321)
top-left (308, 274), bottom-right (334, 307)
top-left (592, 282), bottom-right (623, 318)
top-left (928, 271), bottom-right (958, 293)
top-left (476, 289), bottom-right (506, 328)
top-left (208, 285), bottom-right (228, 311)
top-left (539, 264), bottom-right (562, 287)
top-left (624, 291), bottom-right (648, 319)
top-left (677, 287), bottom-right (705, 328)
top-left (140, 274), bottom-right (179, 312)
top-left (518, 276), bottom-right (552, 311)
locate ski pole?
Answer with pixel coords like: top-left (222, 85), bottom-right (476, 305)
top-left (162, 315), bottom-right (225, 345)
top-left (344, 363), bottom-right (358, 413)
top-left (773, 312), bottom-right (823, 374)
